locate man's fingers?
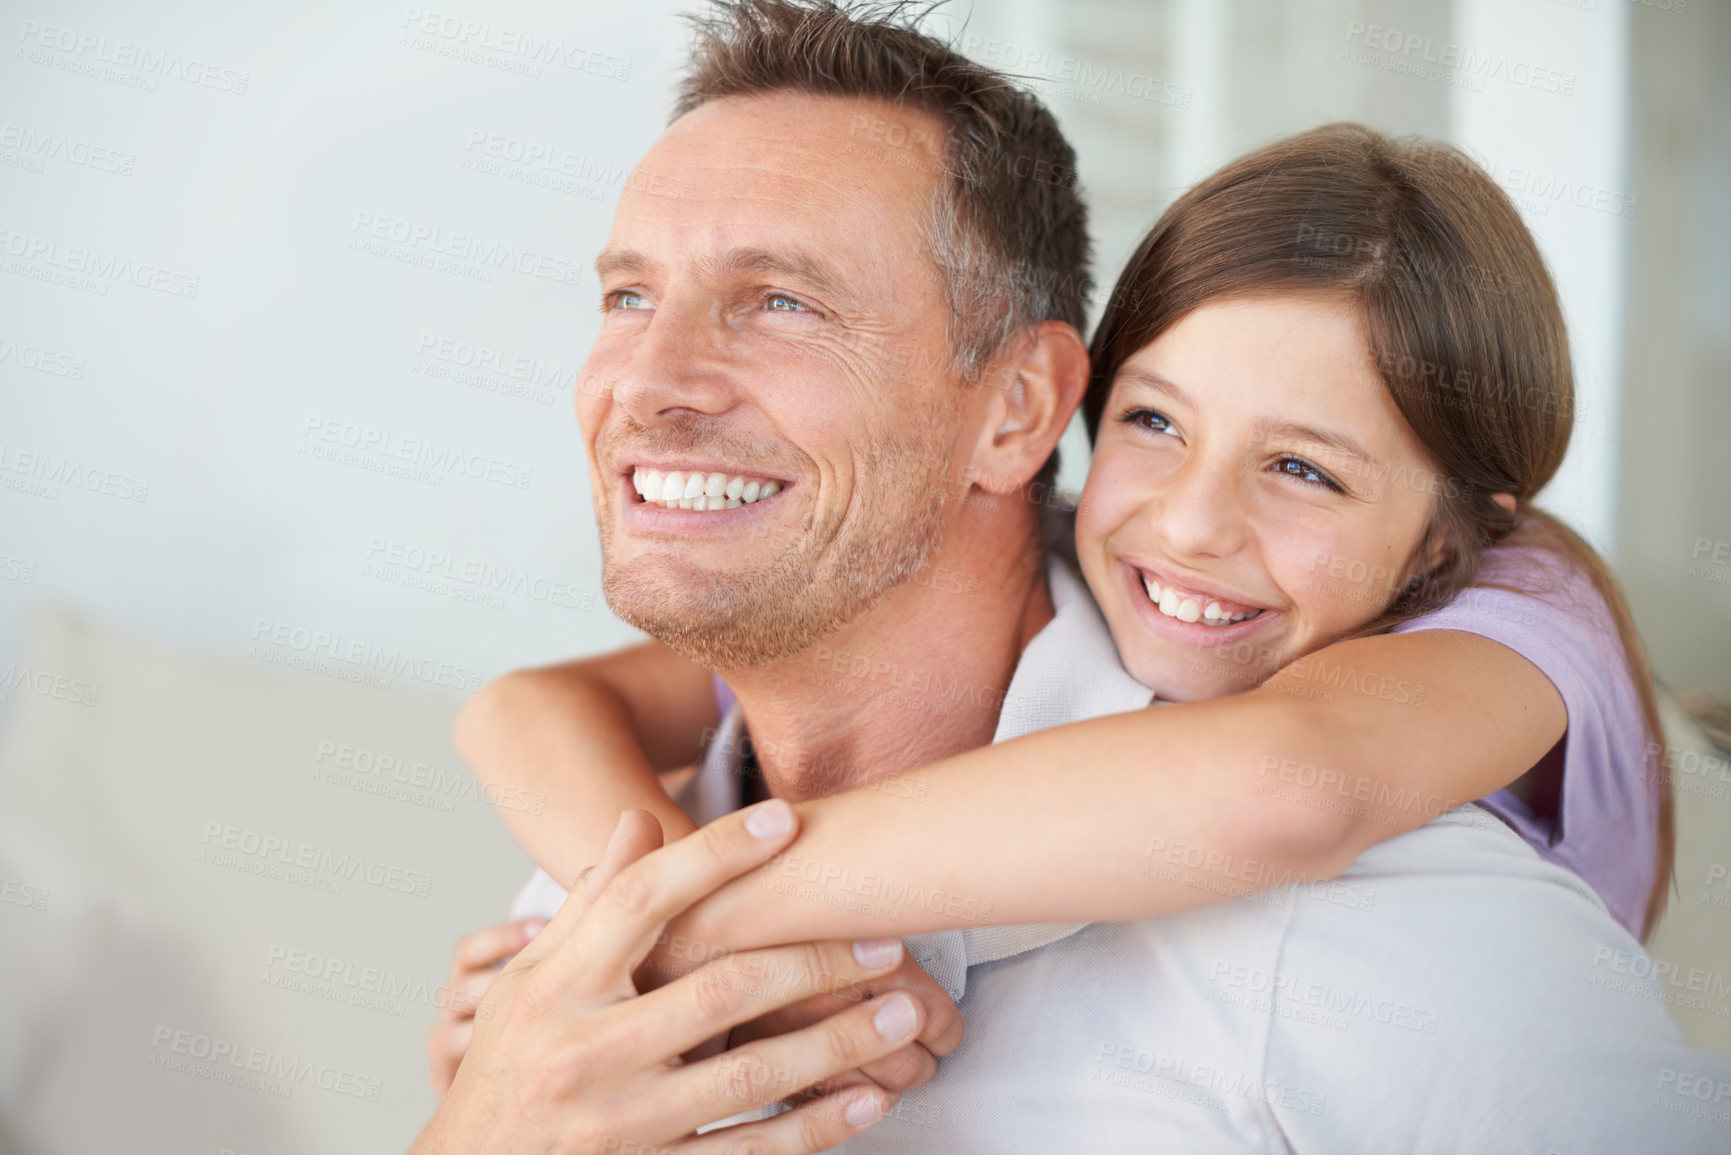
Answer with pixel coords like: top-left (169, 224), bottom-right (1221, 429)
top-left (439, 1020), bottom-right (474, 1063)
top-left (665, 990), bottom-right (923, 1130)
top-left (732, 955), bottom-right (964, 1060)
top-left (639, 938), bottom-right (907, 1060)
top-left (556, 800), bottom-right (800, 996)
top-left (512, 810), bottom-right (665, 970)
top-left (859, 963), bottom-right (964, 1058)
top-left (453, 918), bottom-right (546, 974)
top-left (673, 1085), bottom-right (895, 1154)
top-left (424, 1018), bottom-right (474, 1098)
top-left (586, 808), bottom-right (667, 902)
top-left (440, 966), bottom-right (501, 1023)
top-left (817, 1042), bottom-right (938, 1098)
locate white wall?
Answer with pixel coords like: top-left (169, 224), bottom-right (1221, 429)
top-left (1, 0), bottom-right (687, 712)
top-left (1, 0), bottom-right (1647, 698)
top-left (1451, 0), bottom-right (1631, 554)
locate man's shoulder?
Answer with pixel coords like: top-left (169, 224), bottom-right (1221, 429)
top-left (1342, 803), bottom-right (1583, 884)
top-left (1300, 804), bottom-right (1610, 943)
top-left (1257, 807), bottom-right (1726, 1152)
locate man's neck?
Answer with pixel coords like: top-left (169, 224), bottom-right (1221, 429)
top-left (723, 510), bottom-right (1054, 802)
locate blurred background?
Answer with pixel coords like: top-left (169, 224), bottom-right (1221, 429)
top-left (1, 0), bottom-right (1726, 1150)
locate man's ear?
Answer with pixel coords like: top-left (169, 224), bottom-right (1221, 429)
top-left (963, 320), bottom-right (1090, 496)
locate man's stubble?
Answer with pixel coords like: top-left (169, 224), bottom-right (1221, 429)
top-left (597, 404), bottom-right (958, 672)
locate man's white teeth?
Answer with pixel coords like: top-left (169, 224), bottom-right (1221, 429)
top-left (632, 467), bottom-right (781, 512)
top-left (1140, 575), bottom-right (1259, 626)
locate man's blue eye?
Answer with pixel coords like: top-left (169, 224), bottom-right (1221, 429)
top-left (766, 294), bottom-right (806, 312)
top-left (609, 291), bottom-right (651, 310)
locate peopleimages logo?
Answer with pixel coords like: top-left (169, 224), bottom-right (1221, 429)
top-left (0, 335), bottom-right (86, 378)
top-left (16, 19), bottom-right (251, 94)
top-left (0, 227), bottom-right (200, 298)
top-left (198, 820), bottom-right (435, 898)
top-left (148, 1026), bottom-right (381, 1100)
top-left (300, 415), bottom-right (534, 490)
top-left (0, 662), bottom-right (100, 707)
top-left (362, 537), bottom-right (597, 612)
top-left (249, 617), bottom-right (487, 693)
top-left (348, 211), bottom-right (586, 287)
top-left (0, 443), bottom-right (149, 502)
top-left (1341, 21), bottom-right (1576, 96)
top-left (398, 7), bottom-right (632, 81)
top-left (0, 123), bottom-right (135, 175)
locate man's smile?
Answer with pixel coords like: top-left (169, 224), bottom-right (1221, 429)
top-left (630, 464), bottom-right (786, 511)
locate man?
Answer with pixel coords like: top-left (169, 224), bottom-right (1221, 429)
top-left (421, 2), bottom-right (1731, 1151)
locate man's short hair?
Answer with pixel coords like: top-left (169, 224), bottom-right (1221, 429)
top-left (674, 0), bottom-right (1092, 490)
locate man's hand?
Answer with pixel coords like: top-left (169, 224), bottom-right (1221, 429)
top-left (413, 802), bottom-right (928, 1154)
top-left (425, 917), bottom-right (546, 1098)
top-left (729, 948), bottom-right (965, 1103)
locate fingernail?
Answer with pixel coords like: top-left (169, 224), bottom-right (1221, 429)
top-left (744, 799), bottom-right (793, 839)
top-left (845, 1090), bottom-right (887, 1127)
top-left (522, 920), bottom-right (546, 941)
top-left (852, 937), bottom-right (901, 968)
top-left (873, 993), bottom-right (917, 1040)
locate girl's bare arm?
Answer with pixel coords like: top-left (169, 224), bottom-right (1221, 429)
top-left (459, 631), bottom-right (1563, 956)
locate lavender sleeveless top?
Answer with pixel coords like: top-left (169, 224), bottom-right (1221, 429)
top-left (711, 543), bottom-right (1657, 937)
top-left (1391, 545), bottom-right (1657, 937)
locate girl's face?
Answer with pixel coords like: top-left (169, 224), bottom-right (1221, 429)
top-left (1076, 293), bottom-right (1445, 701)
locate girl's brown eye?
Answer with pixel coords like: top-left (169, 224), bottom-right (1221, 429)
top-left (1273, 456), bottom-right (1344, 493)
top-left (1117, 407), bottom-right (1179, 437)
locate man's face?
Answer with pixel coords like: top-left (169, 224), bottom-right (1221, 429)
top-left (579, 93), bottom-right (969, 670)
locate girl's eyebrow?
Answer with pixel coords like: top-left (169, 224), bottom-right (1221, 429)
top-left (1118, 364), bottom-right (1382, 475)
top-left (1115, 364), bottom-right (1192, 405)
top-left (1258, 418), bottom-right (1382, 476)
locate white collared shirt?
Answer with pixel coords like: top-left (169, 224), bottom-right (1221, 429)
top-left (515, 557), bottom-right (1731, 1152)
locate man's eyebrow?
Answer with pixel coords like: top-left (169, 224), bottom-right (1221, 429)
top-left (594, 247), bottom-right (653, 281)
top-left (594, 245), bottom-right (859, 306)
top-left (1116, 365), bottom-right (1381, 472)
top-left (702, 246), bottom-right (859, 306)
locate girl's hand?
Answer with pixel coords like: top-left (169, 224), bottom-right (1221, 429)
top-left (425, 917), bottom-right (547, 1097)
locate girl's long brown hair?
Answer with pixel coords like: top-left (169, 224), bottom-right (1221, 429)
top-left (1084, 123), bottom-right (1673, 937)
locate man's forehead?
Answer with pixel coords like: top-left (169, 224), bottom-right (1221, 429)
top-left (625, 92), bottom-right (946, 217)
top-left (657, 90), bottom-right (946, 162)
top-left (602, 93), bottom-right (949, 296)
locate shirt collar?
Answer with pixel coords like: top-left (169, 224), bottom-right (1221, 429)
top-left (681, 553), bottom-right (1155, 1000)
top-left (949, 555), bottom-right (1154, 989)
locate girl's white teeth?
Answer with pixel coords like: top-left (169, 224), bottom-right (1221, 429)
top-left (1140, 575), bottom-right (1259, 626)
top-left (633, 468), bottom-right (781, 512)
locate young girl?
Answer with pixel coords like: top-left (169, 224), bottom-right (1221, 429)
top-left (461, 125), bottom-right (1671, 991)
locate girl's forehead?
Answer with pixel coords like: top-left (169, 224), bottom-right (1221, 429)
top-left (1109, 296), bottom-right (1426, 459)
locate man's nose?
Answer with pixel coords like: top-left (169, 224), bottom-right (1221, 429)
top-left (1150, 455), bottom-right (1248, 562)
top-left (611, 301), bottom-right (737, 424)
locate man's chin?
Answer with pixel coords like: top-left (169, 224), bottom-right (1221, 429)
top-left (602, 571), bottom-right (817, 670)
